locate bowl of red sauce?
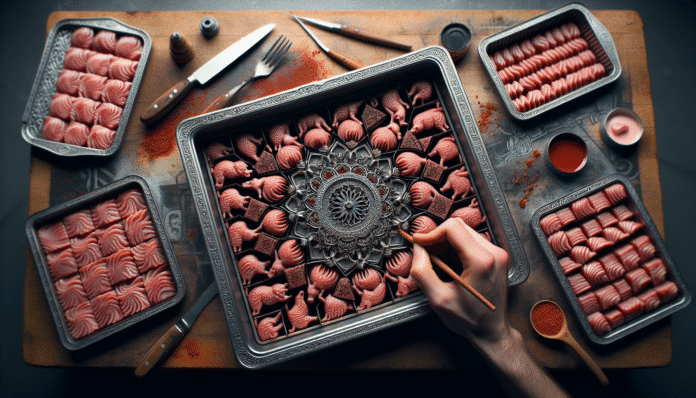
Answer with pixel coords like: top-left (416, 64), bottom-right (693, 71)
top-left (545, 132), bottom-right (588, 176)
top-left (600, 108), bottom-right (643, 149)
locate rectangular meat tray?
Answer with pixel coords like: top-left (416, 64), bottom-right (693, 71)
top-left (25, 175), bottom-right (185, 350)
top-left (478, 3), bottom-right (621, 121)
top-left (21, 17), bottom-right (151, 157)
top-left (531, 174), bottom-right (691, 345)
top-left (177, 46), bottom-right (528, 369)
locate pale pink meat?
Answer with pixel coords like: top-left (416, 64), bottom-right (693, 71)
top-left (42, 116), bottom-right (67, 142)
top-left (303, 127), bottom-right (331, 149)
top-left (318, 293), bottom-right (352, 321)
top-left (117, 189), bottom-right (147, 218)
top-left (227, 220), bottom-right (261, 253)
top-left (64, 121), bottom-right (90, 147)
top-left (276, 145), bottom-right (302, 170)
top-left (63, 208), bottom-right (95, 238)
top-left (91, 30), bottom-right (117, 54)
top-left (211, 160), bottom-right (252, 187)
top-left (428, 136), bottom-right (459, 166)
top-left (85, 52), bottom-right (114, 76)
top-left (409, 102), bottom-right (449, 134)
top-left (105, 248), bottom-right (139, 285)
top-left (95, 103), bottom-right (123, 130)
top-left (78, 73), bottom-right (107, 100)
top-left (370, 122), bottom-right (400, 152)
top-left (142, 266), bottom-right (176, 304)
top-left (79, 259), bottom-right (111, 299)
top-left (440, 166), bottom-right (472, 200)
top-left (256, 312), bottom-right (283, 341)
top-left (332, 100), bottom-right (363, 129)
top-left (70, 97), bottom-right (99, 124)
top-left (90, 291), bottom-right (124, 328)
top-left (247, 283), bottom-right (290, 316)
top-left (64, 47), bottom-right (93, 72)
top-left (235, 134), bottom-right (263, 162)
top-left (71, 27), bottom-right (95, 49)
top-left (131, 238), bottom-right (167, 273)
top-left (260, 209), bottom-right (289, 237)
top-left (55, 274), bottom-right (88, 309)
top-left (123, 209), bottom-right (156, 246)
top-left (115, 35), bottom-right (143, 61)
top-left (396, 152), bottom-right (426, 176)
top-left (407, 80), bottom-right (433, 105)
top-left (69, 235), bottom-right (102, 268)
top-left (307, 264), bottom-right (338, 304)
top-left (409, 181), bottom-right (437, 208)
top-left (65, 301), bottom-right (100, 339)
top-left (380, 88), bottom-right (409, 126)
top-left (297, 114), bottom-right (331, 137)
top-left (217, 188), bottom-right (250, 217)
top-left (56, 70), bottom-right (82, 95)
top-left (95, 223), bottom-right (129, 256)
top-left (115, 276), bottom-right (152, 317)
top-left (108, 57), bottom-right (138, 82)
top-left (241, 176), bottom-right (288, 203)
top-left (337, 119), bottom-right (365, 142)
top-left (237, 254), bottom-right (271, 285)
top-left (46, 248), bottom-right (78, 281)
top-left (101, 79), bottom-right (131, 107)
top-left (285, 290), bottom-right (317, 331)
top-left (451, 198), bottom-right (487, 228)
top-left (49, 93), bottom-right (74, 119)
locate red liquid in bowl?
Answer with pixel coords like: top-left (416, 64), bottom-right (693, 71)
top-left (548, 135), bottom-right (587, 173)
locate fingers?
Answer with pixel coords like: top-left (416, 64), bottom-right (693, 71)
top-left (413, 218), bottom-right (495, 270)
top-left (410, 243), bottom-right (456, 305)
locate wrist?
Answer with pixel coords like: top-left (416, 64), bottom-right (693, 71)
top-left (470, 325), bottom-right (525, 366)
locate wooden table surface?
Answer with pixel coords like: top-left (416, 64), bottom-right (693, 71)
top-left (24, 9), bottom-right (669, 371)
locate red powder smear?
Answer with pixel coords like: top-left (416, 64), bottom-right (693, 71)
top-left (475, 96), bottom-right (499, 135)
top-left (238, 49), bottom-right (329, 103)
top-left (514, 149), bottom-right (541, 208)
top-left (139, 94), bottom-right (208, 161)
top-left (181, 339), bottom-right (201, 359)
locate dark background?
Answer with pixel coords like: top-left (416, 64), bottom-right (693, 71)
top-left (2, 1), bottom-right (694, 397)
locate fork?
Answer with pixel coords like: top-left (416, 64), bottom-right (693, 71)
top-left (203, 35), bottom-right (292, 113)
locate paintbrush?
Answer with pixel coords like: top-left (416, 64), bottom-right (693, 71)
top-left (398, 228), bottom-right (496, 311)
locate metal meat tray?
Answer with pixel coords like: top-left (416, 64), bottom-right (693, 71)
top-left (478, 3), bottom-right (621, 121)
top-left (177, 46), bottom-right (528, 369)
top-left (25, 175), bottom-right (185, 350)
top-left (531, 174), bottom-right (691, 345)
top-left (21, 17), bottom-right (151, 157)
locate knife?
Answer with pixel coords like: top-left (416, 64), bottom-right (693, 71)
top-left (140, 24), bottom-right (275, 124)
top-left (292, 15), bottom-right (412, 51)
top-left (134, 283), bottom-right (218, 376)
top-left (291, 15), bottom-right (364, 71)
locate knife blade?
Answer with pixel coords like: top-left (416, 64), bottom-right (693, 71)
top-left (293, 15), bottom-right (412, 51)
top-left (134, 283), bottom-right (218, 377)
top-left (140, 23), bottom-right (275, 124)
top-left (291, 15), bottom-right (363, 71)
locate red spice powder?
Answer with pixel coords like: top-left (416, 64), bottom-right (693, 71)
top-left (139, 50), bottom-right (329, 162)
top-left (531, 301), bottom-right (564, 336)
top-left (475, 96), bottom-right (499, 135)
top-left (514, 149), bottom-right (541, 208)
top-left (181, 339), bottom-right (201, 359)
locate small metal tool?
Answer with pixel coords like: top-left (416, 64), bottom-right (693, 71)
top-left (291, 15), bottom-right (364, 71)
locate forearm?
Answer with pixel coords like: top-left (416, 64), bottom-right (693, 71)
top-left (472, 327), bottom-right (570, 398)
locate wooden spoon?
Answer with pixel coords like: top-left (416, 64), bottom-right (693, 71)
top-left (530, 300), bottom-right (609, 386)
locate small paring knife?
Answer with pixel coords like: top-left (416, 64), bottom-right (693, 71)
top-left (291, 15), bottom-right (412, 51)
top-left (291, 15), bottom-right (364, 71)
top-left (139, 23), bottom-right (275, 125)
top-left (134, 283), bottom-right (218, 377)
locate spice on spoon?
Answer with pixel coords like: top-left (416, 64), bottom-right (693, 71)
top-left (530, 300), bottom-right (564, 336)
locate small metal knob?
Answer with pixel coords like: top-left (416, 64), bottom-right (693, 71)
top-left (200, 17), bottom-right (220, 38)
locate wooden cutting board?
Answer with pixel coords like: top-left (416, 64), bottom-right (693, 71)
top-left (24, 9), bottom-right (668, 371)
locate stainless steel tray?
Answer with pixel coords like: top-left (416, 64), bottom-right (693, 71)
top-left (531, 174), bottom-right (691, 345)
top-left (21, 17), bottom-right (151, 157)
top-left (25, 175), bottom-right (185, 350)
top-left (478, 3), bottom-right (621, 121)
top-left (177, 46), bottom-right (528, 369)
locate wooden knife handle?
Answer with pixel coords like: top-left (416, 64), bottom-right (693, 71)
top-left (134, 324), bottom-right (185, 377)
top-left (203, 79), bottom-right (251, 114)
top-left (326, 50), bottom-right (364, 70)
top-left (339, 26), bottom-right (412, 51)
top-left (140, 79), bottom-right (194, 125)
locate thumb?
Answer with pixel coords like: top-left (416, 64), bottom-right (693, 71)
top-left (410, 243), bottom-right (445, 298)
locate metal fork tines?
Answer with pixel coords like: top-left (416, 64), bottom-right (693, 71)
top-left (203, 35), bottom-right (292, 113)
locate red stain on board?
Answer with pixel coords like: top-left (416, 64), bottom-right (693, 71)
top-left (513, 150), bottom-right (541, 208)
top-left (181, 339), bottom-right (201, 359)
top-left (138, 50), bottom-right (328, 162)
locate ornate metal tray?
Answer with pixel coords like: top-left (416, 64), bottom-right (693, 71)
top-left (177, 46), bottom-right (528, 369)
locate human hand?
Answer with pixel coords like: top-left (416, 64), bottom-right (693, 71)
top-left (410, 218), bottom-right (511, 345)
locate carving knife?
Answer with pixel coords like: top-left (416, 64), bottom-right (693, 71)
top-left (291, 15), bottom-right (412, 51)
top-left (134, 283), bottom-right (218, 376)
top-left (140, 23), bottom-right (275, 124)
top-left (291, 15), bottom-right (364, 71)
